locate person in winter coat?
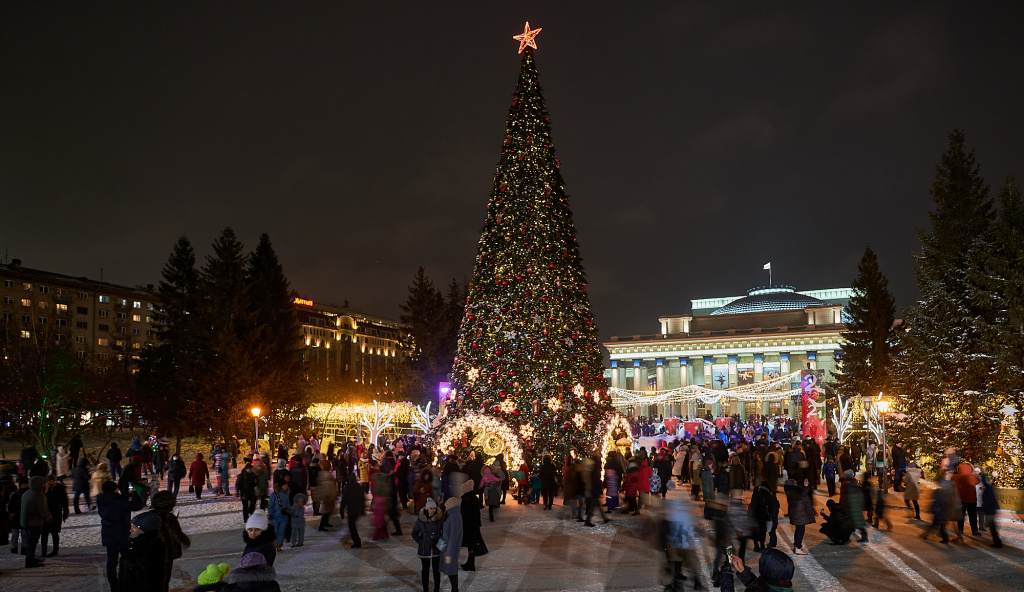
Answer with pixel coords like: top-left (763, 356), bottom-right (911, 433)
top-left (821, 455), bottom-right (839, 497)
top-left (980, 471), bottom-right (1001, 548)
top-left (342, 472), bottom-right (365, 548)
top-left (71, 458), bottom-right (93, 513)
top-left (903, 462), bottom-right (923, 520)
top-left (539, 455), bottom-right (559, 510)
top-left (748, 481), bottom-right (775, 551)
top-left (653, 449), bottom-right (674, 499)
top-left (243, 510), bottom-right (277, 566)
top-left (288, 492), bottom-right (307, 548)
top-left (91, 462), bottom-right (113, 498)
top-left (952, 462), bottom-right (981, 538)
top-left (219, 552), bottom-right (282, 592)
top-left (819, 499), bottom-right (854, 545)
top-left (55, 446), bottom-right (70, 482)
top-left (460, 480), bottom-right (482, 572)
top-left (659, 481), bottom-right (703, 590)
top-left (267, 483), bottom-right (291, 552)
top-left (118, 511), bottom-right (166, 591)
top-left (8, 478), bottom-right (28, 554)
top-left (68, 434), bottom-right (84, 468)
top-left (412, 498), bottom-right (444, 591)
top-left (840, 470), bottom-right (868, 543)
top-left (288, 457), bottom-right (308, 498)
top-left (236, 463), bottom-right (259, 524)
top-left (98, 481), bottom-right (145, 588)
top-left (720, 548), bottom-right (795, 592)
top-left (563, 457), bottom-right (582, 520)
top-left (189, 453), bottom-right (210, 500)
top-left (637, 459), bottom-right (653, 512)
top-left (42, 474), bottom-right (69, 557)
top-left (442, 496), bottom-right (464, 591)
top-left (921, 471), bottom-right (955, 544)
top-left (21, 475), bottom-right (52, 568)
top-left (165, 453), bottom-right (186, 495)
top-left (107, 442), bottom-right (123, 480)
top-left (783, 478), bottom-right (815, 555)
top-left (253, 457), bottom-right (270, 511)
top-left (481, 466), bottom-right (502, 521)
top-left (151, 490), bottom-right (191, 592)
top-left (700, 460), bottom-right (716, 520)
top-left (412, 468), bottom-right (434, 513)
top-left (689, 449), bottom-right (704, 500)
top-left (315, 459), bottom-right (338, 532)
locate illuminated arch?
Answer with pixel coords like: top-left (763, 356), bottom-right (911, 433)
top-left (593, 412), bottom-right (633, 458)
top-left (431, 413), bottom-right (524, 469)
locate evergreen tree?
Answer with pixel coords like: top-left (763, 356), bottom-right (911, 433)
top-left (894, 130), bottom-right (998, 464)
top-left (398, 267), bottom-right (447, 402)
top-left (834, 245), bottom-right (896, 400)
top-left (246, 233), bottom-right (306, 436)
top-left (138, 236), bottom-right (204, 451)
top-left (439, 48), bottom-right (611, 466)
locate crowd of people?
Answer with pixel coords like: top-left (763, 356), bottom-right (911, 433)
top-left (0, 425), bottom-right (1011, 591)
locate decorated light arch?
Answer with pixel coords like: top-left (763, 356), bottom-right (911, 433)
top-left (592, 411), bottom-right (633, 458)
top-left (431, 413), bottom-right (525, 469)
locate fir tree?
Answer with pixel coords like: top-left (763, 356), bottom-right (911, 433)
top-left (246, 233), bottom-right (306, 437)
top-left (439, 48), bottom-right (611, 466)
top-left (894, 130), bottom-right (997, 464)
top-left (834, 245), bottom-right (896, 400)
top-left (398, 267), bottom-right (447, 402)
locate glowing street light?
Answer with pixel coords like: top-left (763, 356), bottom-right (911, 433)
top-left (876, 392), bottom-right (891, 493)
top-left (251, 407), bottom-right (261, 452)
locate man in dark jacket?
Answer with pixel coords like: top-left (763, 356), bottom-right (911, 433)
top-left (98, 481), bottom-right (144, 590)
top-left (71, 458), bottom-right (92, 513)
top-left (20, 475), bottom-right (52, 568)
top-left (118, 511), bottom-right (166, 591)
top-left (68, 434), bottom-right (84, 469)
top-left (891, 443), bottom-right (907, 491)
top-left (236, 462), bottom-right (259, 523)
top-left (288, 457), bottom-right (308, 497)
top-left (20, 445), bottom-right (38, 475)
top-left (8, 477), bottom-right (28, 554)
top-left (341, 473), bottom-right (365, 548)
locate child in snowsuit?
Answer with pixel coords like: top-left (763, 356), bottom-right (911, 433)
top-left (289, 492), bottom-right (307, 547)
top-left (267, 484), bottom-right (290, 552)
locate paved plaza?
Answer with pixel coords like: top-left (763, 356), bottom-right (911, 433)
top-left (2, 480), bottom-right (1024, 592)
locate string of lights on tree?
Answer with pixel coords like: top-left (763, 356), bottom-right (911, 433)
top-left (433, 24), bottom-right (626, 467)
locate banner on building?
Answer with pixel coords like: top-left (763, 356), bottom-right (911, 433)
top-left (800, 369), bottom-right (826, 444)
top-left (711, 364), bottom-right (730, 390)
top-left (762, 362), bottom-right (781, 384)
top-left (737, 363), bottom-right (754, 386)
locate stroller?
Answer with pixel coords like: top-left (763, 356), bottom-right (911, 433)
top-left (819, 499), bottom-right (854, 545)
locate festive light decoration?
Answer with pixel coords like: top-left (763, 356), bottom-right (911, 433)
top-left (592, 412), bottom-right (633, 471)
top-left (609, 370), bottom-right (804, 408)
top-left (573, 383), bottom-right (585, 398)
top-left (513, 21), bottom-right (542, 54)
top-left (434, 36), bottom-right (610, 467)
top-left (359, 400), bottom-right (395, 444)
top-left (831, 394), bottom-right (856, 444)
top-left (307, 401), bottom-right (421, 426)
top-left (432, 413), bottom-right (525, 468)
top-left (572, 413), bottom-right (586, 429)
top-left (520, 424), bottom-right (535, 440)
top-left (413, 402), bottom-right (436, 434)
top-left (995, 406), bottom-right (1023, 489)
top-left (862, 396), bottom-right (884, 445)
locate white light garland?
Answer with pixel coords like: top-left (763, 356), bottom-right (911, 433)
top-left (359, 400), bottom-right (395, 444)
top-left (609, 370), bottom-right (804, 408)
top-left (413, 402), bottom-right (436, 434)
top-left (430, 412), bottom-right (525, 468)
top-left (831, 394), bottom-right (855, 444)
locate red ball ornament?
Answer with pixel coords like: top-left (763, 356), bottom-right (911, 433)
top-left (513, 409), bottom-right (520, 416)
top-left (498, 391), bottom-right (507, 398)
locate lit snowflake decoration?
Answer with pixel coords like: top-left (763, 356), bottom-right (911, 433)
top-left (548, 397), bottom-right (562, 412)
top-left (504, 331), bottom-right (517, 340)
top-left (532, 378), bottom-right (545, 389)
top-left (533, 313), bottom-right (543, 324)
top-left (573, 384), bottom-right (585, 398)
top-left (467, 368), bottom-right (480, 383)
top-left (572, 413), bottom-right (586, 429)
top-left (520, 424), bottom-right (535, 439)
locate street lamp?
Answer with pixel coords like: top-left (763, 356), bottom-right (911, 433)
top-left (876, 393), bottom-right (891, 493)
top-left (251, 407), bottom-right (261, 453)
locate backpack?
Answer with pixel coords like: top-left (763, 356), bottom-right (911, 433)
top-left (649, 473), bottom-right (662, 493)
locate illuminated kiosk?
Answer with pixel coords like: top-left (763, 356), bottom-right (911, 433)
top-left (605, 285), bottom-right (852, 420)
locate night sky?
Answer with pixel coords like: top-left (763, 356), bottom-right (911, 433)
top-left (3, 4), bottom-right (1023, 342)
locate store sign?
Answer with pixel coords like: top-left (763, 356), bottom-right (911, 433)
top-left (293, 297), bottom-right (314, 307)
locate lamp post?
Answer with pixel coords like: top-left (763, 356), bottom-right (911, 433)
top-left (251, 407), bottom-right (261, 453)
top-left (876, 394), bottom-right (891, 493)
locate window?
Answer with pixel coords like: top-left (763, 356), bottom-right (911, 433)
top-left (56, 303), bottom-right (67, 312)
top-left (147, 303), bottom-right (154, 311)
top-left (3, 280), bottom-right (13, 288)
top-left (98, 295), bottom-right (110, 303)
top-left (56, 318), bottom-right (67, 327)
top-left (55, 288), bottom-right (68, 297)
top-left (77, 291), bottom-right (88, 299)
top-left (132, 342), bottom-right (141, 349)
top-left (98, 352), bottom-right (109, 361)
top-left (117, 298), bottom-right (127, 307)
top-left (115, 339), bottom-right (125, 348)
top-left (145, 316), bottom-right (152, 323)
top-left (77, 306), bottom-right (88, 314)
top-left (99, 324), bottom-right (109, 332)
top-left (21, 330), bottom-right (30, 339)
top-left (76, 351), bottom-right (86, 359)
top-left (117, 312), bottom-right (127, 320)
top-left (2, 296), bottom-right (12, 304)
top-left (38, 317), bottom-right (47, 325)
top-left (21, 314), bottom-right (31, 323)
top-left (133, 301), bottom-right (141, 309)
top-left (55, 334), bottom-right (65, 342)
top-left (97, 338), bottom-right (109, 346)
top-left (117, 327), bottom-right (126, 334)
top-left (76, 321), bottom-right (88, 329)
top-left (99, 310), bottom-right (108, 318)
top-left (21, 299), bottom-right (31, 307)
top-left (37, 301), bottom-right (48, 310)
top-left (146, 330), bottom-right (154, 337)
top-left (132, 314), bottom-right (141, 322)
top-left (39, 286), bottom-right (49, 294)
top-left (132, 328), bottom-right (140, 335)
top-left (1, 312), bottom-right (9, 320)
top-left (22, 282), bottom-right (32, 291)
top-left (75, 336), bottom-right (86, 344)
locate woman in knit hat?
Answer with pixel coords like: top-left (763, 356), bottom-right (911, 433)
top-left (119, 511), bottom-right (166, 591)
top-left (243, 509), bottom-right (277, 566)
top-left (412, 497), bottom-right (443, 592)
top-left (151, 490), bottom-right (191, 591)
top-left (219, 552), bottom-right (281, 592)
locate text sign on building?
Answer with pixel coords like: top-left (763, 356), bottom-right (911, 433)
top-left (438, 382), bottom-right (451, 405)
top-left (293, 297), bottom-right (314, 307)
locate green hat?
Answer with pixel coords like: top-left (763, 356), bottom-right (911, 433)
top-left (197, 563), bottom-right (230, 585)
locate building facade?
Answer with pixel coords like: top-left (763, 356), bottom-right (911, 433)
top-left (603, 286), bottom-right (852, 420)
top-left (293, 296), bottom-right (405, 398)
top-left (0, 258), bottom-right (161, 374)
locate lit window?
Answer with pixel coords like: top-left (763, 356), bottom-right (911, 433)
top-left (21, 299), bottom-right (31, 307)
top-left (133, 301), bottom-right (141, 308)
top-left (22, 283), bottom-right (32, 291)
top-left (98, 295), bottom-right (110, 303)
top-left (132, 342), bottom-right (141, 349)
top-left (132, 314), bottom-right (141, 322)
top-left (115, 339), bottom-right (125, 347)
top-left (99, 310), bottom-right (108, 318)
top-left (97, 338), bottom-right (109, 346)
top-left (21, 330), bottom-right (30, 338)
top-left (147, 303), bottom-right (154, 310)
top-left (56, 304), bottom-right (67, 312)
top-left (37, 301), bottom-right (48, 310)
top-left (117, 298), bottom-right (127, 307)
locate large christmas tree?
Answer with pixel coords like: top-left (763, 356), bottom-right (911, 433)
top-left (434, 26), bottom-right (620, 469)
